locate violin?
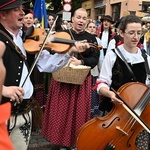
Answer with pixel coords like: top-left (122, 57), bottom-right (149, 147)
top-left (23, 27), bottom-right (47, 54)
top-left (76, 82), bottom-right (150, 150)
top-left (23, 27), bottom-right (103, 54)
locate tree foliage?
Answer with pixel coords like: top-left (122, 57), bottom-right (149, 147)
top-left (46, 0), bottom-right (82, 14)
top-left (46, 0), bottom-right (62, 13)
top-left (24, 0), bottom-right (82, 14)
top-left (72, 0), bottom-right (82, 13)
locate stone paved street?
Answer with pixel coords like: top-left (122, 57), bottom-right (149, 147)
top-left (28, 130), bottom-right (76, 150)
top-left (28, 130), bottom-right (52, 150)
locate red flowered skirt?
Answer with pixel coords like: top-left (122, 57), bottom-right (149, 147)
top-left (42, 76), bottom-right (92, 147)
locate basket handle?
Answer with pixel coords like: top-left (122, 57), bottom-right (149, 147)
top-left (66, 61), bottom-right (72, 67)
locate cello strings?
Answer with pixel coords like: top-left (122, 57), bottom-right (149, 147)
top-left (110, 111), bottom-right (138, 147)
top-left (108, 85), bottom-right (150, 148)
top-left (135, 89), bottom-right (150, 114)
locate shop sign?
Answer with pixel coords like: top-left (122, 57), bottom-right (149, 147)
top-left (62, 12), bottom-right (71, 21)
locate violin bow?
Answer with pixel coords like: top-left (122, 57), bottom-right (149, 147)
top-left (21, 16), bottom-right (59, 88)
top-left (111, 88), bottom-right (150, 134)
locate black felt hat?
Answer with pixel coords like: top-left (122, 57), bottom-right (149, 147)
top-left (101, 15), bottom-right (114, 23)
top-left (0, 0), bottom-right (27, 10)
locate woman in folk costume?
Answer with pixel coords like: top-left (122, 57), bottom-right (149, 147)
top-left (96, 15), bottom-right (116, 58)
top-left (97, 15), bottom-right (150, 149)
top-left (41, 8), bottom-right (99, 149)
top-left (86, 21), bottom-right (102, 118)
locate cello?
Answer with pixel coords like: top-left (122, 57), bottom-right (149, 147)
top-left (76, 82), bottom-right (150, 150)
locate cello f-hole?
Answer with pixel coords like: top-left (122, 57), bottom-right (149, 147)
top-left (102, 117), bottom-right (120, 129)
top-left (76, 82), bottom-right (150, 150)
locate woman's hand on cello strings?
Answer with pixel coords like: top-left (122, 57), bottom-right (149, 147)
top-left (68, 40), bottom-right (89, 55)
top-left (110, 91), bottom-right (123, 104)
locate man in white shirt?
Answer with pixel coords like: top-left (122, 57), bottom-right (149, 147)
top-left (0, 1), bottom-right (89, 150)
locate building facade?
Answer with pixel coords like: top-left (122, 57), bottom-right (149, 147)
top-left (82, 0), bottom-right (150, 22)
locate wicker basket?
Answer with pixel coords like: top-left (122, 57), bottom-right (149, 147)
top-left (52, 63), bottom-right (91, 85)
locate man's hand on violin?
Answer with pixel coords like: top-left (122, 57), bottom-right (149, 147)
top-left (2, 86), bottom-right (24, 103)
top-left (68, 41), bottom-right (90, 55)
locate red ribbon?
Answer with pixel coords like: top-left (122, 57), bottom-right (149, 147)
top-left (92, 81), bottom-right (108, 90)
top-left (116, 40), bottom-right (124, 47)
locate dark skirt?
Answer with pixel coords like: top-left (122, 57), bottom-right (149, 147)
top-left (42, 76), bottom-right (92, 147)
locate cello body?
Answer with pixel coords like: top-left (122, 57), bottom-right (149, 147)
top-left (76, 82), bottom-right (150, 150)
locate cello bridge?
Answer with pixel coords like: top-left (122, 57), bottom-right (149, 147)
top-left (116, 126), bottom-right (128, 136)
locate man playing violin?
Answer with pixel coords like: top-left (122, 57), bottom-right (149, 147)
top-left (0, 1), bottom-right (90, 150)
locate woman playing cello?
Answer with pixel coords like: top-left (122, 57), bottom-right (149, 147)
top-left (96, 15), bottom-right (150, 150)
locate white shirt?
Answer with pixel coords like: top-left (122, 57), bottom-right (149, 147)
top-left (97, 44), bottom-right (150, 93)
top-left (99, 30), bottom-right (110, 69)
top-left (101, 30), bottom-right (109, 49)
top-left (107, 39), bottom-right (116, 53)
top-left (37, 50), bottom-right (71, 73)
top-left (9, 30), bottom-right (34, 99)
